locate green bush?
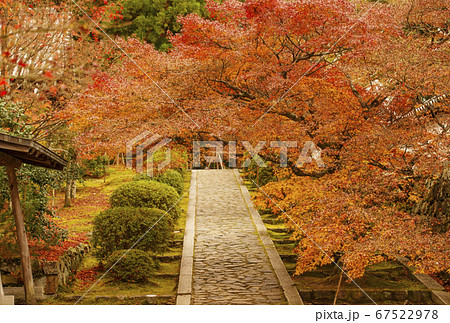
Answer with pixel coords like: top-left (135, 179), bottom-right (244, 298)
top-left (109, 180), bottom-right (180, 221)
top-left (155, 169), bottom-right (184, 195)
top-left (92, 207), bottom-right (172, 258)
top-left (173, 167), bottom-right (187, 179)
top-left (107, 249), bottom-right (156, 282)
top-left (244, 160), bottom-right (277, 187)
top-left (133, 169), bottom-right (184, 195)
top-left (83, 155), bottom-right (109, 178)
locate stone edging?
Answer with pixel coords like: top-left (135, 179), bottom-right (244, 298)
top-left (176, 170), bottom-right (197, 305)
top-left (233, 169), bottom-right (304, 305)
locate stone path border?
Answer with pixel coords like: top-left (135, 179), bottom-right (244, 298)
top-left (176, 170), bottom-right (197, 305)
top-left (176, 169), bottom-right (303, 305)
top-left (233, 169), bottom-right (303, 305)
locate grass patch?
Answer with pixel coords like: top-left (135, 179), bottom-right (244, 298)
top-left (69, 275), bottom-right (178, 297)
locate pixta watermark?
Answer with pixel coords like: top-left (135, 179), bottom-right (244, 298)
top-left (127, 133), bottom-right (325, 176)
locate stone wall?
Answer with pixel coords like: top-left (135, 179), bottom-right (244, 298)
top-left (415, 163), bottom-right (450, 232)
top-left (0, 242), bottom-right (90, 299)
top-left (42, 243), bottom-right (90, 294)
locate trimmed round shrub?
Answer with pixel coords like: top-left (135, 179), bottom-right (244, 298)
top-left (155, 169), bottom-right (184, 195)
top-left (107, 249), bottom-right (156, 282)
top-left (133, 169), bottom-right (184, 195)
top-left (109, 180), bottom-right (180, 221)
top-left (173, 167), bottom-right (187, 179)
top-left (92, 207), bottom-right (172, 258)
top-left (132, 173), bottom-right (150, 182)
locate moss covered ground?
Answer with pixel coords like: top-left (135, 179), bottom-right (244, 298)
top-left (40, 167), bottom-right (191, 304)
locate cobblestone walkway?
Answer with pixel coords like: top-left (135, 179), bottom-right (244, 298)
top-left (191, 170), bottom-right (287, 305)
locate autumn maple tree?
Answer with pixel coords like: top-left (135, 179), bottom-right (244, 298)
top-left (66, 0), bottom-right (449, 279)
top-left (0, 0), bottom-right (119, 264)
top-left (170, 0), bottom-right (449, 278)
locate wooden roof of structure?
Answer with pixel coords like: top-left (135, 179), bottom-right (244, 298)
top-left (0, 133), bottom-right (67, 170)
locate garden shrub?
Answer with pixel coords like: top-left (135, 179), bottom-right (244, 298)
top-left (92, 207), bottom-right (172, 258)
top-left (109, 180), bottom-right (180, 221)
top-left (155, 169), bottom-right (184, 195)
top-left (83, 155), bottom-right (109, 178)
top-left (133, 169), bottom-right (184, 195)
top-left (107, 249), bottom-right (156, 283)
top-left (244, 160), bottom-right (277, 187)
top-left (173, 167), bottom-right (187, 179)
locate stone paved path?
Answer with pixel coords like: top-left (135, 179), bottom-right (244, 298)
top-left (190, 169), bottom-right (287, 305)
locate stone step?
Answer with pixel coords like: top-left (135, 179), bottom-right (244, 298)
top-left (3, 286), bottom-right (45, 301)
top-left (267, 227), bottom-right (290, 233)
top-left (169, 240), bottom-right (183, 247)
top-left (0, 295), bottom-right (14, 305)
top-left (273, 239), bottom-right (295, 245)
top-left (280, 254), bottom-right (298, 263)
top-left (262, 219), bottom-right (284, 225)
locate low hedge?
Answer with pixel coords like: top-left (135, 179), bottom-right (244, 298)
top-left (109, 180), bottom-right (180, 221)
top-left (107, 249), bottom-right (157, 283)
top-left (155, 169), bottom-right (184, 195)
top-left (92, 207), bottom-right (172, 258)
top-left (133, 170), bottom-right (184, 195)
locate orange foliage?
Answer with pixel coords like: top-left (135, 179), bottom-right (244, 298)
top-left (66, 0), bottom-right (449, 278)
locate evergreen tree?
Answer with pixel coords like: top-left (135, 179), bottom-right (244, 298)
top-left (107, 0), bottom-right (207, 50)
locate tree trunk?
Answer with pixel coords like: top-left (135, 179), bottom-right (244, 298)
top-left (256, 165), bottom-right (259, 186)
top-left (64, 179), bottom-right (72, 207)
top-left (70, 180), bottom-right (76, 199)
top-left (1, 20), bottom-right (8, 80)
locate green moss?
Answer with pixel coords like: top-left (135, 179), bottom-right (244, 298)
top-left (158, 261), bottom-right (180, 275)
top-left (292, 261), bottom-right (428, 292)
top-left (66, 273), bottom-right (178, 297)
top-left (274, 243), bottom-right (296, 255)
top-left (82, 166), bottom-right (136, 193)
top-left (41, 297), bottom-right (172, 305)
top-left (162, 245), bottom-right (183, 257)
top-left (78, 255), bottom-right (100, 271)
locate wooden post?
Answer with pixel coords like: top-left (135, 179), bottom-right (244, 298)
top-left (5, 161), bottom-right (36, 305)
top-left (0, 271), bottom-right (4, 304)
top-left (256, 164), bottom-right (259, 186)
top-left (333, 269), bottom-right (344, 305)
